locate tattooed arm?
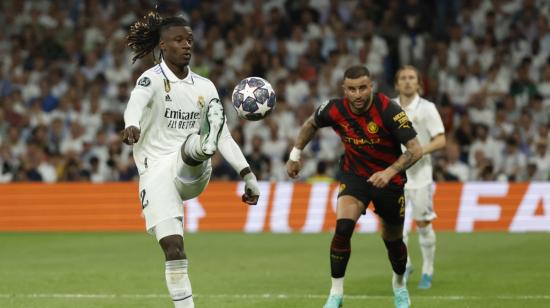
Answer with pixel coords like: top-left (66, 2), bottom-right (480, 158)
top-left (390, 137), bottom-right (423, 173)
top-left (368, 137), bottom-right (423, 188)
top-left (286, 116), bottom-right (319, 178)
top-left (294, 116), bottom-right (319, 150)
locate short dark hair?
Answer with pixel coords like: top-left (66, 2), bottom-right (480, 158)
top-left (343, 65), bottom-right (370, 79)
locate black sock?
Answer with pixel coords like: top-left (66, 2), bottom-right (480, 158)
top-left (383, 238), bottom-right (407, 275)
top-left (330, 219), bottom-right (355, 278)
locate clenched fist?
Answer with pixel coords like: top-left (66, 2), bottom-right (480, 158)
top-left (286, 160), bottom-right (301, 179)
top-left (121, 126), bottom-right (141, 145)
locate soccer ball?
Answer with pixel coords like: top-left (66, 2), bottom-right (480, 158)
top-left (231, 77), bottom-right (276, 121)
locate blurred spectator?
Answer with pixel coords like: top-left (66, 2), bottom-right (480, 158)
top-left (468, 124), bottom-right (503, 168)
top-left (444, 140), bottom-right (469, 181)
top-left (245, 135), bottom-right (271, 181)
top-left (529, 139), bottom-right (550, 181)
top-left (0, 0), bottom-right (548, 183)
top-left (497, 137), bottom-right (527, 181)
top-left (307, 161), bottom-right (335, 183)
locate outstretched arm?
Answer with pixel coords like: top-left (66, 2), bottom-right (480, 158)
top-left (368, 137), bottom-right (423, 188)
top-left (217, 125), bottom-right (260, 205)
top-left (286, 115), bottom-right (319, 179)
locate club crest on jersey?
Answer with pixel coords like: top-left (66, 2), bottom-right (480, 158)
top-left (198, 96), bottom-right (205, 108)
top-left (165, 94), bottom-right (172, 102)
top-left (367, 121), bottom-right (379, 134)
top-left (138, 76), bottom-right (151, 87)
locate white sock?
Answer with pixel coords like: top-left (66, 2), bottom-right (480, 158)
top-left (165, 260), bottom-right (194, 308)
top-left (392, 272), bottom-right (405, 289)
top-left (183, 134), bottom-right (210, 162)
top-left (330, 277), bottom-right (344, 295)
top-left (418, 224), bottom-right (436, 276)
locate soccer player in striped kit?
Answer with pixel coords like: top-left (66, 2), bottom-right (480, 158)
top-left (394, 65), bottom-right (446, 289)
top-left (287, 65), bottom-right (422, 308)
top-left (121, 12), bottom-right (260, 308)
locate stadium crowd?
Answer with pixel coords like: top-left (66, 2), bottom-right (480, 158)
top-left (0, 0), bottom-right (549, 183)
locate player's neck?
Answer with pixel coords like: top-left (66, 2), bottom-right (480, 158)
top-left (165, 61), bottom-right (189, 79)
top-left (399, 93), bottom-right (416, 107)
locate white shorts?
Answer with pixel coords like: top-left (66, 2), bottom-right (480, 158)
top-left (405, 184), bottom-right (437, 222)
top-left (138, 151), bottom-right (212, 233)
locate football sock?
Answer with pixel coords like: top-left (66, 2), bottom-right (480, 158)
top-left (165, 259), bottom-right (194, 308)
top-left (182, 134), bottom-right (210, 164)
top-left (383, 238), bottom-right (407, 275)
top-left (392, 272), bottom-right (405, 289)
top-left (418, 224), bottom-right (436, 276)
top-left (330, 219), bottom-right (355, 281)
top-left (330, 277), bottom-right (344, 296)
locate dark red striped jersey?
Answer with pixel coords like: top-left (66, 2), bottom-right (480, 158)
top-left (314, 93), bottom-right (417, 186)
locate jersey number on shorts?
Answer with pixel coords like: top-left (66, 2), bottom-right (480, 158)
top-left (140, 189), bottom-right (149, 209)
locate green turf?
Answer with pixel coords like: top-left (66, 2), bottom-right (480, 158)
top-left (0, 232), bottom-right (549, 307)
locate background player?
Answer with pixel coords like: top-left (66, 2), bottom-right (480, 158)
top-left (394, 65), bottom-right (446, 289)
top-left (121, 12), bottom-right (260, 308)
top-left (286, 65), bottom-right (423, 308)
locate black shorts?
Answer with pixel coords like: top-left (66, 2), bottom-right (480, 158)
top-left (337, 172), bottom-right (405, 225)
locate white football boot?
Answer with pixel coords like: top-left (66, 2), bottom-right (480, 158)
top-left (199, 98), bottom-right (225, 156)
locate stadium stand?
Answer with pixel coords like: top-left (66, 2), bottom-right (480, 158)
top-left (0, 0), bottom-right (549, 183)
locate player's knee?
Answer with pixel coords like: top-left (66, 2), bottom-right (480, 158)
top-left (335, 219), bottom-right (355, 237)
top-left (415, 220), bottom-right (430, 228)
top-left (164, 243), bottom-right (185, 260)
top-left (418, 225), bottom-right (436, 246)
top-left (159, 236), bottom-right (186, 261)
top-left (331, 219), bottom-right (355, 250)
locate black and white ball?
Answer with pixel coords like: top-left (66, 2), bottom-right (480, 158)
top-left (231, 77), bottom-right (276, 121)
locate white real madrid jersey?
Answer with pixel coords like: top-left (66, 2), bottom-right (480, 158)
top-left (124, 61), bottom-right (219, 172)
top-left (395, 94), bottom-right (445, 189)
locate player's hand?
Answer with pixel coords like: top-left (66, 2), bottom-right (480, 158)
top-left (242, 172), bottom-right (260, 205)
top-left (121, 126), bottom-right (141, 145)
top-left (367, 169), bottom-right (394, 188)
top-left (286, 160), bottom-right (301, 179)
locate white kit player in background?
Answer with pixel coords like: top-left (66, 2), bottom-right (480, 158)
top-left (394, 65), bottom-right (446, 289)
top-left (122, 12), bottom-right (260, 308)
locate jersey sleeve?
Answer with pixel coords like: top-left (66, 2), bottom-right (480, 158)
top-left (123, 74), bottom-right (155, 129)
top-left (383, 100), bottom-right (417, 145)
top-left (217, 121), bottom-right (250, 173)
top-left (313, 100), bottom-right (333, 128)
top-left (424, 103), bottom-right (445, 138)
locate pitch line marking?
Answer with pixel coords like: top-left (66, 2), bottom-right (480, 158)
top-left (0, 294), bottom-right (549, 300)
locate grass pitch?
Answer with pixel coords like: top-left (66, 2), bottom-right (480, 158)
top-left (0, 232), bottom-right (548, 307)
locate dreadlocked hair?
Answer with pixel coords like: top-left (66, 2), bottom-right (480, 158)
top-left (127, 12), bottom-right (190, 64)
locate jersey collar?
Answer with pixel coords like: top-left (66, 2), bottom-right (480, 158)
top-left (160, 60), bottom-right (194, 84)
top-left (397, 93), bottom-right (420, 111)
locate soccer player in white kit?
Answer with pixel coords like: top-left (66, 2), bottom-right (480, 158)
top-left (121, 12), bottom-right (260, 308)
top-left (394, 65), bottom-right (446, 289)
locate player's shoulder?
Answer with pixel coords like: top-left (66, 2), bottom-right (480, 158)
top-left (135, 65), bottom-right (163, 87)
top-left (417, 96), bottom-right (439, 112)
top-left (190, 71), bottom-right (216, 89)
top-left (417, 96), bottom-right (436, 107)
top-left (317, 98), bottom-right (339, 113)
top-left (375, 93), bottom-right (401, 114)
